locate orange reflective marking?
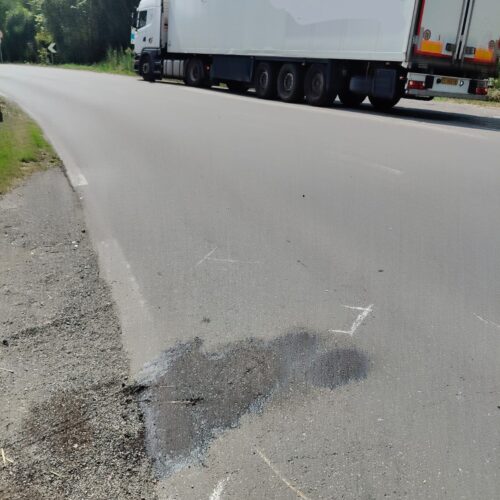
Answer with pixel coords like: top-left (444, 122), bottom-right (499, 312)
top-left (474, 47), bottom-right (495, 63)
top-left (420, 39), bottom-right (444, 54)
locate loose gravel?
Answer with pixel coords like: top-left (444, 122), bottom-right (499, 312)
top-left (0, 168), bottom-right (157, 499)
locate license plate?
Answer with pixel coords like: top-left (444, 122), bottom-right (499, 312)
top-left (440, 77), bottom-right (458, 86)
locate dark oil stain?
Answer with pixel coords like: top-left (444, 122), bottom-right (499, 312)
top-left (139, 331), bottom-right (368, 477)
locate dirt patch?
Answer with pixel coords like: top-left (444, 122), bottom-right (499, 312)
top-left (0, 169), bottom-right (156, 499)
top-left (138, 332), bottom-right (368, 478)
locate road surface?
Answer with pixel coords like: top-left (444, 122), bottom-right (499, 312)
top-left (1, 65), bottom-right (499, 499)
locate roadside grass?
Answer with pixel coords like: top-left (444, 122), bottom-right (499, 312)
top-left (435, 96), bottom-right (500, 107)
top-left (0, 98), bottom-right (58, 194)
top-left (58, 48), bottom-right (135, 76)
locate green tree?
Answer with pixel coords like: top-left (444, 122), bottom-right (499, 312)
top-left (2, 3), bottom-right (36, 61)
top-left (0, 0), bottom-right (138, 63)
top-left (42, 0), bottom-right (138, 63)
top-left (0, 0), bottom-right (14, 30)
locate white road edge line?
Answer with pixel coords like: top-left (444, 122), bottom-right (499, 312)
top-left (256, 448), bottom-right (312, 500)
top-left (474, 313), bottom-right (500, 330)
top-left (195, 247), bottom-right (218, 267)
top-left (96, 238), bottom-right (157, 374)
top-left (72, 172), bottom-right (88, 187)
top-left (0, 92), bottom-right (90, 189)
top-left (209, 477), bottom-right (229, 500)
top-left (329, 304), bottom-right (374, 336)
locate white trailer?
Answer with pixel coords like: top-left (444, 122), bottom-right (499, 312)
top-left (132, 0), bottom-right (500, 110)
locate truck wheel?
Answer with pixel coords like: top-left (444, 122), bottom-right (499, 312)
top-left (369, 95), bottom-right (401, 112)
top-left (254, 62), bottom-right (277, 99)
top-left (226, 81), bottom-right (249, 93)
top-left (277, 63), bottom-right (304, 103)
top-left (140, 55), bottom-right (156, 82)
top-left (338, 87), bottom-right (366, 108)
top-left (304, 64), bottom-right (336, 106)
top-left (185, 58), bottom-right (208, 87)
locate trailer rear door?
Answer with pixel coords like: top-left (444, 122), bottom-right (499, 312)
top-left (414, 0), bottom-right (499, 67)
top-left (463, 0), bottom-right (500, 66)
top-left (414, 0), bottom-right (469, 60)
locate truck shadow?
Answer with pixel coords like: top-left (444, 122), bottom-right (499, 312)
top-left (155, 79), bottom-right (500, 133)
top-left (351, 102), bottom-right (500, 133)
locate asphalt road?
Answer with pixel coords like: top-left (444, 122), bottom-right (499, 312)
top-left (1, 65), bottom-right (499, 500)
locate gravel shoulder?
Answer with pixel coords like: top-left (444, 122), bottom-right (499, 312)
top-left (0, 168), bottom-right (156, 499)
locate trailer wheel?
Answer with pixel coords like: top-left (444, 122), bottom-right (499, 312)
top-left (226, 81), bottom-right (249, 93)
top-left (369, 95), bottom-right (401, 112)
top-left (185, 58), bottom-right (208, 87)
top-left (277, 63), bottom-right (304, 103)
top-left (304, 64), bottom-right (336, 106)
top-left (140, 54), bottom-right (156, 82)
top-left (254, 62), bottom-right (277, 99)
top-left (338, 87), bottom-right (366, 108)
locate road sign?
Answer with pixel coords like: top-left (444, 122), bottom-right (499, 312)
top-left (48, 42), bottom-right (57, 54)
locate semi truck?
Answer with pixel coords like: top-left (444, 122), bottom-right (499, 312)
top-left (131, 0), bottom-right (500, 110)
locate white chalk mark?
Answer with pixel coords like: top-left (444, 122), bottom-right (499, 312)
top-left (329, 304), bottom-right (374, 336)
top-left (209, 477), bottom-right (229, 500)
top-left (195, 247), bottom-right (218, 267)
top-left (1, 448), bottom-right (13, 465)
top-left (337, 152), bottom-right (403, 176)
top-left (256, 448), bottom-right (311, 500)
top-left (208, 257), bottom-right (260, 265)
top-left (343, 305), bottom-right (370, 311)
top-left (474, 314), bottom-right (500, 330)
top-left (362, 161), bottom-right (403, 176)
top-left (196, 248), bottom-right (259, 267)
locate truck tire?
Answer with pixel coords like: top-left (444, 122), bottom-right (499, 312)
top-left (254, 62), bottom-right (277, 99)
top-left (140, 54), bottom-right (156, 82)
top-left (304, 64), bottom-right (336, 107)
top-left (338, 87), bottom-right (366, 108)
top-left (277, 63), bottom-right (304, 103)
top-left (185, 58), bottom-right (208, 87)
top-left (369, 95), bottom-right (401, 112)
top-left (226, 81), bottom-right (249, 93)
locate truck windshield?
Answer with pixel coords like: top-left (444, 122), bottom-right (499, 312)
top-left (137, 11), bottom-right (148, 29)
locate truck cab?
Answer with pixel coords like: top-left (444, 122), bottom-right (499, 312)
top-left (132, 0), bottom-right (166, 78)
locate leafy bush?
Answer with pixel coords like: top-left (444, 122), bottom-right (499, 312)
top-left (60, 47), bottom-right (134, 75)
top-left (99, 47), bottom-right (134, 74)
top-left (488, 88), bottom-right (500, 102)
